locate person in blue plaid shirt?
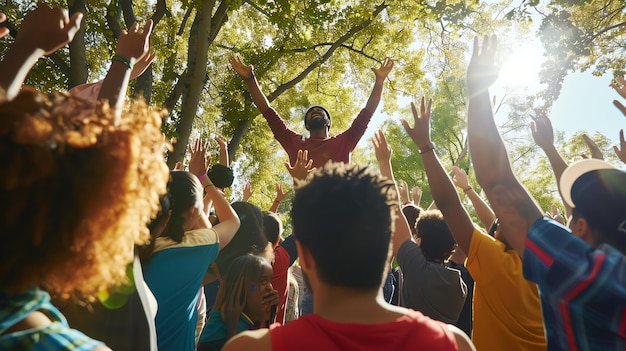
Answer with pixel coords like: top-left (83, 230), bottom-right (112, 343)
top-left (466, 35), bottom-right (626, 351)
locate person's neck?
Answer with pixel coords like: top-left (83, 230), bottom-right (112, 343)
top-left (312, 285), bottom-right (405, 323)
top-left (308, 129), bottom-right (328, 138)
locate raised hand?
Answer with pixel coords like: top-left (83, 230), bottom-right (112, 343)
top-left (16, 6), bottom-right (83, 55)
top-left (545, 204), bottom-right (564, 226)
top-left (401, 96), bottom-right (433, 148)
top-left (129, 50), bottom-right (156, 80)
top-left (466, 35), bottom-right (499, 96)
top-left (372, 58), bottom-right (394, 83)
top-left (610, 76), bottom-right (626, 116)
top-left (243, 182), bottom-right (254, 202)
top-left (116, 20), bottom-right (153, 62)
top-left (397, 180), bottom-right (410, 204)
top-left (188, 138), bottom-right (210, 178)
top-left (412, 186), bottom-right (423, 206)
top-left (215, 134), bottom-right (229, 166)
top-left (0, 13), bottom-right (8, 39)
top-left (372, 130), bottom-right (393, 179)
top-left (0, 6), bottom-right (82, 101)
top-left (284, 149), bottom-right (315, 181)
top-left (229, 54), bottom-right (253, 80)
top-left (274, 183), bottom-right (289, 203)
top-left (530, 114), bottom-right (554, 150)
top-left (581, 134), bottom-right (604, 160)
top-left (451, 166), bottom-right (470, 190)
top-left (614, 129), bottom-right (626, 165)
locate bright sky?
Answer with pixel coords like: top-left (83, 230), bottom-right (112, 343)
top-left (360, 33), bottom-right (624, 150)
top-left (496, 39), bottom-right (623, 145)
top-left (550, 72), bottom-right (623, 144)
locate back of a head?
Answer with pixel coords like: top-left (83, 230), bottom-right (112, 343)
top-left (402, 204), bottom-right (422, 236)
top-left (561, 160), bottom-right (626, 251)
top-left (213, 202), bottom-right (270, 276)
top-left (0, 88), bottom-right (168, 299)
top-left (263, 211), bottom-right (283, 247)
top-left (416, 209), bottom-right (457, 262)
top-left (139, 192), bottom-right (174, 263)
top-left (291, 162), bottom-right (396, 290)
top-left (163, 171), bottom-right (204, 242)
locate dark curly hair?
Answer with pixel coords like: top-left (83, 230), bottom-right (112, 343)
top-left (291, 162), bottom-right (396, 290)
top-left (415, 209), bottom-right (457, 262)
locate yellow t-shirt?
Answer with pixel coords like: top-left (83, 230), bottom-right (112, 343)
top-left (466, 227), bottom-right (546, 351)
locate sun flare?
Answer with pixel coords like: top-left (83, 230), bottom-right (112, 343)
top-left (498, 43), bottom-right (545, 89)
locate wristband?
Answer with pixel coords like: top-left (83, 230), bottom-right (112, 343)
top-left (112, 55), bottom-right (133, 70)
top-left (198, 173), bottom-right (207, 181)
top-left (463, 186), bottom-right (472, 192)
top-left (418, 142), bottom-right (435, 155)
top-left (244, 72), bottom-right (255, 81)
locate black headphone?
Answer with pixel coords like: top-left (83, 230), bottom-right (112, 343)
top-left (304, 105), bottom-right (331, 129)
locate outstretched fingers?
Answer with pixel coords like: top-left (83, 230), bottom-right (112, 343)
top-left (614, 129), bottom-right (626, 165)
top-left (0, 13), bottom-right (8, 39)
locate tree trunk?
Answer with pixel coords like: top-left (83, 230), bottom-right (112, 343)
top-left (229, 119), bottom-right (250, 162)
top-left (67, 0), bottom-right (88, 88)
top-left (167, 0), bottom-right (220, 168)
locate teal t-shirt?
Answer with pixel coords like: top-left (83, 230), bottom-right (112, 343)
top-left (199, 309), bottom-right (254, 344)
top-left (143, 228), bottom-right (220, 351)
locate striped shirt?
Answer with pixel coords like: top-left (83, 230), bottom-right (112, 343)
top-left (0, 288), bottom-right (104, 350)
top-left (524, 217), bottom-right (626, 351)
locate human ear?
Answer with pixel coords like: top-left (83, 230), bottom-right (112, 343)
top-left (571, 217), bottom-right (593, 244)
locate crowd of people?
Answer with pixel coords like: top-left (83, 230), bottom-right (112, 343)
top-left (1, 5), bottom-right (625, 351)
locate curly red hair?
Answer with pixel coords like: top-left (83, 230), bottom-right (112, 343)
top-left (0, 87), bottom-right (169, 299)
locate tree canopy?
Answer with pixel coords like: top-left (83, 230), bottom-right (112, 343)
top-left (1, 0), bottom-right (624, 214)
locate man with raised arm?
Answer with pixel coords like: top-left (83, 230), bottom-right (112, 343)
top-left (229, 55), bottom-right (393, 168)
top-left (466, 35), bottom-right (626, 350)
top-left (222, 154), bottom-right (475, 350)
top-left (401, 97), bottom-right (546, 350)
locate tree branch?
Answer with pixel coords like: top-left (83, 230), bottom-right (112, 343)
top-left (106, 0), bottom-right (122, 38)
top-left (47, 55), bottom-right (72, 81)
top-left (243, 0), bottom-right (272, 18)
top-left (208, 0), bottom-right (230, 43)
top-left (120, 0), bottom-right (137, 27)
top-left (178, 6), bottom-right (194, 36)
top-left (151, 0), bottom-right (172, 26)
top-left (67, 0), bottom-right (88, 88)
top-left (266, 2), bottom-right (388, 101)
top-left (162, 72), bottom-right (188, 113)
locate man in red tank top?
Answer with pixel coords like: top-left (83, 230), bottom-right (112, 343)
top-left (223, 160), bottom-right (475, 351)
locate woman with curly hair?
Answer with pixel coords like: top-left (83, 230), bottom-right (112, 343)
top-left (0, 6), bottom-right (167, 350)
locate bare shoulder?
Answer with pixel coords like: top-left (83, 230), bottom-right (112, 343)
top-left (222, 329), bottom-right (272, 351)
top-left (445, 324), bottom-right (476, 351)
